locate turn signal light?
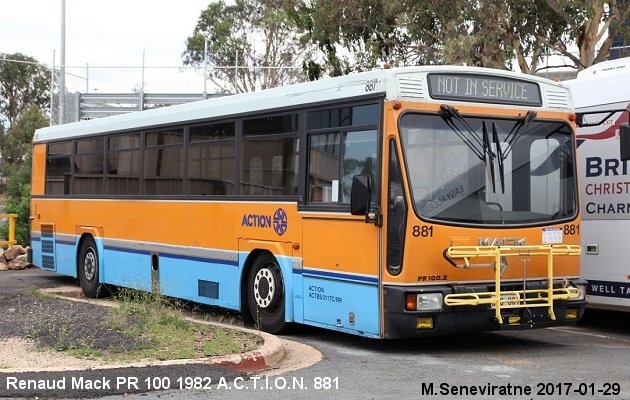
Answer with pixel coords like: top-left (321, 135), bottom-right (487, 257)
top-left (405, 294), bottom-right (417, 311)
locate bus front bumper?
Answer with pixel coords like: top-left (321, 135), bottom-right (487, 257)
top-left (382, 281), bottom-right (587, 339)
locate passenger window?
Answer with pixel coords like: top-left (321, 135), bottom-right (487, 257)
top-left (308, 130), bottom-right (378, 203)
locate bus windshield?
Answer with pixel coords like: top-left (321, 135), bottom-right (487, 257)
top-left (399, 111), bottom-right (577, 225)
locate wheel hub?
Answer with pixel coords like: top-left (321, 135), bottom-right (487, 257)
top-left (253, 267), bottom-right (276, 308)
top-left (84, 250), bottom-right (96, 282)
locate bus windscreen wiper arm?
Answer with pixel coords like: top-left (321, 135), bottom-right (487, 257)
top-left (482, 121), bottom-right (497, 193)
top-left (503, 110), bottom-right (536, 159)
top-left (440, 105), bottom-right (485, 160)
top-left (492, 122), bottom-right (505, 193)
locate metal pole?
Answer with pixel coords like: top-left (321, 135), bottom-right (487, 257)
top-left (86, 62), bottom-right (89, 93)
top-left (59, 0), bottom-right (66, 124)
top-left (546, 48), bottom-right (549, 79)
top-left (140, 50), bottom-right (145, 111)
top-left (235, 49), bottom-right (238, 94)
top-left (203, 36), bottom-right (208, 99)
top-left (50, 50), bottom-right (55, 125)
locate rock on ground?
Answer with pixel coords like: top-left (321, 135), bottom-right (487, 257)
top-left (0, 245), bottom-right (31, 271)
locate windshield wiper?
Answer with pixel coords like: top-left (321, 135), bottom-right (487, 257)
top-left (482, 121), bottom-right (497, 193)
top-left (440, 105), bottom-right (485, 160)
top-left (492, 122), bottom-right (505, 193)
top-left (503, 111), bottom-right (536, 159)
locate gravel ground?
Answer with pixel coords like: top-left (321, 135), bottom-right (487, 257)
top-left (0, 270), bottom-right (256, 398)
top-left (1, 338), bottom-right (102, 370)
top-left (0, 269), bottom-right (255, 370)
top-left (0, 292), bottom-right (153, 370)
top-left (1, 292), bottom-right (150, 349)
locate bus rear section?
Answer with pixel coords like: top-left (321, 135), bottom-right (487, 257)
top-left (565, 57), bottom-right (630, 312)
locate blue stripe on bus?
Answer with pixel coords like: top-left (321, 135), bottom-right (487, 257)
top-left (300, 267), bottom-right (378, 285)
top-left (103, 244), bottom-right (239, 267)
top-left (104, 245), bottom-right (149, 256)
top-left (163, 253), bottom-right (238, 267)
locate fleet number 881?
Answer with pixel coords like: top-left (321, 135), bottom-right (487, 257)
top-left (412, 226), bottom-right (433, 237)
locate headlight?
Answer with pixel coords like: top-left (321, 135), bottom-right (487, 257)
top-left (405, 293), bottom-right (443, 311)
top-left (574, 284), bottom-right (586, 301)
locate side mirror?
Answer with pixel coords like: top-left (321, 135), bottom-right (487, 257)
top-left (350, 175), bottom-right (372, 216)
top-left (620, 124), bottom-right (630, 161)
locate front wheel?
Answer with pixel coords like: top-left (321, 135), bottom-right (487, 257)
top-left (246, 253), bottom-right (286, 333)
top-left (78, 237), bottom-right (100, 298)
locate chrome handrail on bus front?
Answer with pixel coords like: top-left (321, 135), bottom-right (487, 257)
top-left (443, 244), bottom-right (582, 324)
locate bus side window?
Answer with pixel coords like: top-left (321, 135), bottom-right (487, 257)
top-left (308, 130), bottom-right (378, 204)
top-left (342, 130), bottom-right (378, 203)
top-left (387, 141), bottom-right (406, 275)
top-left (309, 133), bottom-right (341, 202)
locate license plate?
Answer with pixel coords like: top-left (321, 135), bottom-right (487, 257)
top-left (491, 293), bottom-right (520, 308)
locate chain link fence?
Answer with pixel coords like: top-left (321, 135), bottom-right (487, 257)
top-left (50, 92), bottom-right (223, 125)
top-left (46, 44), bottom-right (630, 125)
top-left (610, 45), bottom-right (630, 60)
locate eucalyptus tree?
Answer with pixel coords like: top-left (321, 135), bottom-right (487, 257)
top-left (0, 105), bottom-right (48, 245)
top-left (544, 0), bottom-right (630, 70)
top-left (183, 0), bottom-right (313, 93)
top-left (439, 0), bottom-right (630, 73)
top-left (0, 53), bottom-right (50, 129)
top-left (288, 0), bottom-right (421, 77)
top-left (290, 0), bottom-right (630, 77)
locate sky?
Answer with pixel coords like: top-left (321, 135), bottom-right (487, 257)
top-left (0, 0), bottom-right (212, 94)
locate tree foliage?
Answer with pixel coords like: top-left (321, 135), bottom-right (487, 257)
top-left (0, 54), bottom-right (50, 245)
top-left (544, 0), bottom-right (630, 70)
top-left (0, 53), bottom-right (50, 128)
top-left (1, 104), bottom-right (48, 167)
top-left (289, 0), bottom-right (630, 77)
top-left (288, 0), bottom-right (414, 76)
top-left (0, 105), bottom-right (47, 246)
top-left (182, 0), bottom-right (313, 93)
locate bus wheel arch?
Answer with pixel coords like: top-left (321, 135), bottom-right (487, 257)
top-left (77, 234), bottom-right (100, 298)
top-left (242, 250), bottom-right (286, 333)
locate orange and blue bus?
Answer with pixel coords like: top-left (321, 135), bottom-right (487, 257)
top-left (30, 65), bottom-right (586, 338)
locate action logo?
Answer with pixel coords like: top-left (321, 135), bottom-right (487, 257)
top-left (273, 208), bottom-right (288, 236)
top-left (241, 208), bottom-right (288, 237)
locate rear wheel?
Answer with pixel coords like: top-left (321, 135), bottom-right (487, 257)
top-left (246, 253), bottom-right (286, 333)
top-left (78, 237), bottom-right (100, 298)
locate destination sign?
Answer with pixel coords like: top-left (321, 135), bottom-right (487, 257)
top-left (427, 73), bottom-right (542, 106)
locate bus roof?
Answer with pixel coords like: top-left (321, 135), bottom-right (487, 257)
top-left (577, 57), bottom-right (630, 79)
top-left (564, 57), bottom-right (630, 109)
top-left (35, 65), bottom-right (571, 143)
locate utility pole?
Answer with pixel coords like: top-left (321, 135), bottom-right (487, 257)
top-left (59, 0), bottom-right (66, 124)
top-left (50, 50), bottom-right (55, 125)
top-left (139, 51), bottom-right (145, 111)
top-left (203, 36), bottom-right (208, 99)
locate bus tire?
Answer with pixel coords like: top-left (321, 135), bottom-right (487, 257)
top-left (246, 253), bottom-right (286, 333)
top-left (78, 237), bottom-right (100, 298)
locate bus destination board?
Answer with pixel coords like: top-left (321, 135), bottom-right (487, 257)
top-left (427, 73), bottom-right (542, 106)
